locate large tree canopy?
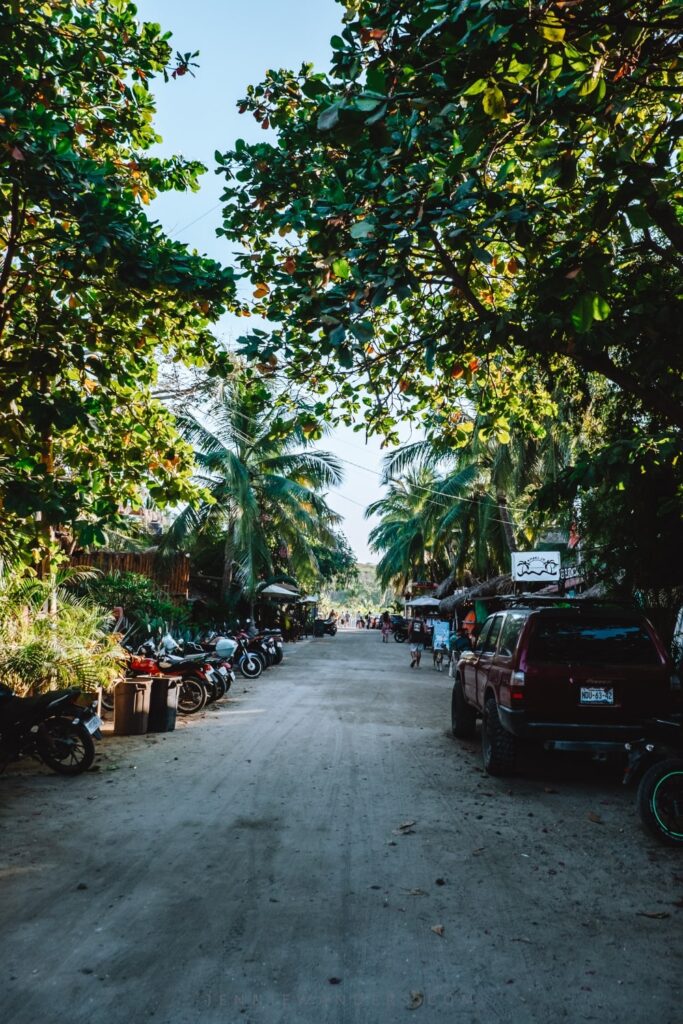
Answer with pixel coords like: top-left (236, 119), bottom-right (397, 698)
top-left (219, 0), bottom-right (683, 441)
top-left (0, 0), bottom-right (235, 557)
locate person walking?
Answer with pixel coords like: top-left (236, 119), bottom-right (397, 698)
top-left (381, 610), bottom-right (391, 643)
top-left (409, 614), bottom-right (426, 669)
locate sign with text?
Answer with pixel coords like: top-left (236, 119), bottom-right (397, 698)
top-left (511, 551), bottom-right (561, 583)
top-left (432, 620), bottom-right (450, 651)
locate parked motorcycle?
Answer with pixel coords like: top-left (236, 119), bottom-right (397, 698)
top-left (624, 715), bottom-right (683, 845)
top-left (314, 618), bottom-right (338, 637)
top-left (0, 683), bottom-right (101, 775)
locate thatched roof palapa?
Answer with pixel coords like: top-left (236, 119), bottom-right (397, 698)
top-left (439, 574), bottom-right (514, 616)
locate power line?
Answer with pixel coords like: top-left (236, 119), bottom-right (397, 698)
top-left (173, 202), bottom-right (222, 237)
top-left (333, 452), bottom-right (543, 531)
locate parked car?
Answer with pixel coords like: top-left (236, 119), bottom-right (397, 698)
top-left (450, 602), bottom-right (680, 776)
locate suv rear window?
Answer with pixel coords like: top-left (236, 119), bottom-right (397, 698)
top-left (498, 613), bottom-right (527, 658)
top-left (529, 619), bottom-right (660, 666)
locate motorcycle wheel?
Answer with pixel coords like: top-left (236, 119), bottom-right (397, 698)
top-left (637, 758), bottom-right (683, 845)
top-left (273, 648), bottom-right (283, 665)
top-left (100, 687), bottom-right (115, 712)
top-left (394, 630), bottom-right (407, 643)
top-left (213, 675), bottom-right (227, 700)
top-left (177, 677), bottom-right (208, 715)
top-left (37, 718), bottom-right (95, 775)
top-left (239, 655), bottom-right (262, 680)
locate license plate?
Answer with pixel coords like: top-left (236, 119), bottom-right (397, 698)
top-left (84, 715), bottom-right (102, 734)
top-left (218, 667), bottom-right (228, 678)
top-left (580, 687), bottom-right (614, 705)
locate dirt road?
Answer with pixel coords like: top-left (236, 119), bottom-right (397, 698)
top-left (1, 631), bottom-right (680, 1023)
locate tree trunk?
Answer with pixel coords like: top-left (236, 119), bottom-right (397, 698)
top-left (37, 433), bottom-right (57, 614)
top-left (221, 530), bottom-right (235, 602)
top-left (497, 494), bottom-right (518, 553)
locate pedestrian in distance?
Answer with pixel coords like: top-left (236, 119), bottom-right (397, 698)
top-left (409, 614), bottom-right (427, 669)
top-left (381, 610), bottom-right (391, 643)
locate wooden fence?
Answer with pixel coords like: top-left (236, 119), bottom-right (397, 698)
top-left (69, 550), bottom-right (190, 600)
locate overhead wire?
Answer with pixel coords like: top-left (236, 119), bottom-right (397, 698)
top-left (331, 452), bottom-right (542, 533)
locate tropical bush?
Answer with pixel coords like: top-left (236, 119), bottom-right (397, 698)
top-left (0, 569), bottom-right (126, 696)
top-left (83, 571), bottom-right (188, 635)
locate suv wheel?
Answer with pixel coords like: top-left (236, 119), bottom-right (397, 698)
top-left (482, 697), bottom-right (516, 776)
top-left (451, 677), bottom-right (477, 739)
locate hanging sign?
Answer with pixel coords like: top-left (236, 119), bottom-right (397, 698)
top-left (511, 551), bottom-right (561, 583)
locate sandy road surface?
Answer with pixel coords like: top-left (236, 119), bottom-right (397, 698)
top-left (1, 631), bottom-right (681, 1023)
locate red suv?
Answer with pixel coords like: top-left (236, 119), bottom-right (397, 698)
top-left (450, 603), bottom-right (679, 776)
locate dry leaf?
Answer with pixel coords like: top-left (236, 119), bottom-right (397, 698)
top-left (472, 847), bottom-right (486, 856)
top-left (431, 924), bottom-right (445, 937)
top-left (393, 820), bottom-right (417, 835)
top-left (407, 888), bottom-right (427, 897)
top-left (587, 811), bottom-right (603, 824)
top-left (407, 991), bottom-right (424, 1010)
top-left (636, 911), bottom-right (670, 920)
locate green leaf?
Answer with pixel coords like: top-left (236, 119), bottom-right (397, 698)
top-left (317, 102), bottom-right (342, 131)
top-left (571, 294), bottom-right (611, 332)
top-left (592, 295), bottom-right (611, 321)
top-left (349, 219), bottom-right (374, 240)
top-left (571, 294), bottom-right (594, 333)
top-left (464, 79), bottom-right (487, 96)
top-left (332, 258), bottom-right (351, 279)
top-left (538, 14), bottom-right (565, 42)
top-left (482, 85), bottom-right (506, 119)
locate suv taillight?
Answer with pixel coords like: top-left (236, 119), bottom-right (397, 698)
top-left (511, 670), bottom-right (525, 702)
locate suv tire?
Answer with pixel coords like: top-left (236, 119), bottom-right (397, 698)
top-left (451, 677), bottom-right (477, 739)
top-left (482, 697), bottom-right (516, 776)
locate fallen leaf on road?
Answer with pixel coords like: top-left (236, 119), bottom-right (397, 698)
top-left (586, 812), bottom-right (603, 824)
top-left (328, 977), bottom-right (342, 985)
top-left (472, 847), bottom-right (485, 856)
top-left (407, 991), bottom-right (424, 1010)
top-left (393, 820), bottom-right (417, 835)
top-left (431, 925), bottom-right (445, 936)
top-left (636, 911), bottom-right (670, 920)
top-left (407, 888), bottom-right (427, 897)
top-left (435, 878), bottom-right (446, 886)
top-left (512, 937), bottom-right (532, 944)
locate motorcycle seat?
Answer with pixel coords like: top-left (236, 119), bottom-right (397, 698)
top-left (0, 688), bottom-right (76, 724)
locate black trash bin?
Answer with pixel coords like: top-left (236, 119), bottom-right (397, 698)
top-left (114, 678), bottom-right (151, 735)
top-left (148, 676), bottom-right (179, 733)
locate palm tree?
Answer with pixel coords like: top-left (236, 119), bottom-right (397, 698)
top-left (166, 379), bottom-right (344, 600)
top-left (372, 413), bottom-right (574, 588)
top-left (366, 468), bottom-right (457, 592)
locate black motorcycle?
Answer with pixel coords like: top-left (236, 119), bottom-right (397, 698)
top-left (624, 716), bottom-right (683, 846)
top-left (314, 618), bottom-right (337, 637)
top-left (0, 683), bottom-right (100, 775)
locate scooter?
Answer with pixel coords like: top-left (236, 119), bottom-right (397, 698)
top-left (624, 715), bottom-right (683, 846)
top-left (0, 683), bottom-right (100, 775)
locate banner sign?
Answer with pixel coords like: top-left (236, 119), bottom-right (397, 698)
top-left (432, 620), bottom-right (450, 651)
top-left (511, 551), bottom-right (561, 583)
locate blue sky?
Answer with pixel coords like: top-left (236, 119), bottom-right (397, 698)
top-left (135, 0), bottom-right (398, 562)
